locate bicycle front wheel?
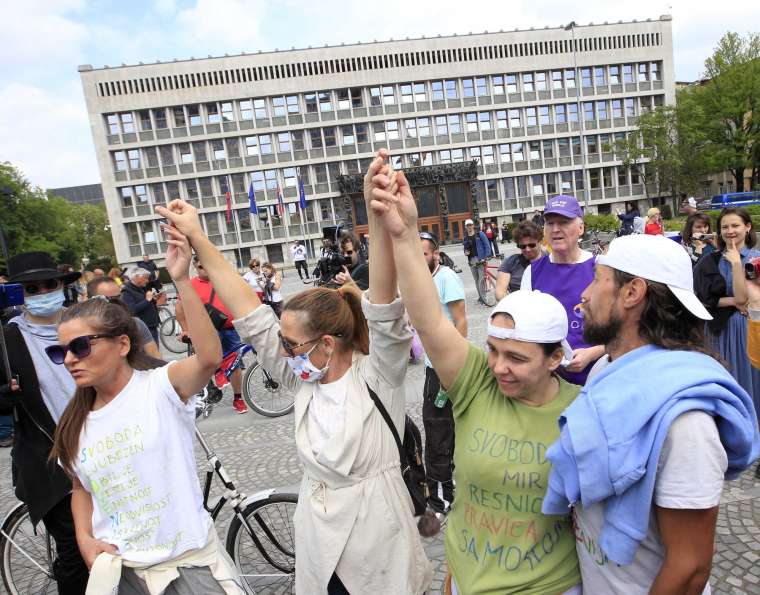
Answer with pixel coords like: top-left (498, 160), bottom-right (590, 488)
top-left (243, 363), bottom-right (295, 417)
top-left (477, 272), bottom-right (497, 307)
top-left (226, 493), bottom-right (298, 594)
top-left (159, 315), bottom-right (186, 354)
top-left (0, 503), bottom-right (57, 595)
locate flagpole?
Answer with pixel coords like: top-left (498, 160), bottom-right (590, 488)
top-left (248, 174), bottom-right (261, 257)
top-left (225, 175), bottom-right (243, 270)
top-left (297, 167), bottom-right (307, 259)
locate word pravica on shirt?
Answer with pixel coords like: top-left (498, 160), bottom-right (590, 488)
top-left (80, 424), bottom-right (145, 472)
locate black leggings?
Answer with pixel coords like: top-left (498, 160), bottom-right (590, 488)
top-left (42, 495), bottom-right (89, 595)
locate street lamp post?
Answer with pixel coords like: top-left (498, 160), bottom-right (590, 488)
top-left (565, 21), bottom-right (590, 208)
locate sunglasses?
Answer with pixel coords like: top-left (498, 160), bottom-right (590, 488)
top-left (517, 243), bottom-right (538, 250)
top-left (419, 231), bottom-right (439, 249)
top-left (45, 334), bottom-right (120, 365)
top-left (23, 279), bottom-right (60, 295)
top-left (278, 330), bottom-right (321, 357)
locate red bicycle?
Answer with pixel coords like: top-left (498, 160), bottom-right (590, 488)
top-left (476, 257), bottom-right (501, 307)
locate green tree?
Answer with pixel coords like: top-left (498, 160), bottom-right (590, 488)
top-left (693, 32), bottom-right (760, 192)
top-left (0, 161), bottom-right (116, 272)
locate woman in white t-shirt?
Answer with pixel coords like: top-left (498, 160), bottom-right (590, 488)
top-left (50, 226), bottom-right (242, 594)
top-left (242, 258), bottom-right (265, 302)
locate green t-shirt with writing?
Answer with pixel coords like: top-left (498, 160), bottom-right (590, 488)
top-left (445, 344), bottom-right (581, 594)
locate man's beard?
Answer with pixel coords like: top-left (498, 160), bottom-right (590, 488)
top-left (427, 258), bottom-right (436, 273)
top-left (583, 306), bottom-right (623, 346)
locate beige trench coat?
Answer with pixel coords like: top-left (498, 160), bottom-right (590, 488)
top-left (233, 296), bottom-right (433, 594)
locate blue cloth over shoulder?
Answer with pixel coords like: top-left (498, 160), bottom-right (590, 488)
top-left (542, 344), bottom-right (760, 566)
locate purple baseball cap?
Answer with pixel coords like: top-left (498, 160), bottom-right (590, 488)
top-left (545, 194), bottom-right (583, 219)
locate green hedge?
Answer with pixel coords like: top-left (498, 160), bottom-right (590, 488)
top-left (583, 214), bottom-right (620, 232)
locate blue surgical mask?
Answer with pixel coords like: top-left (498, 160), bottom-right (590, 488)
top-left (284, 344), bottom-right (331, 383)
top-left (25, 289), bottom-right (65, 317)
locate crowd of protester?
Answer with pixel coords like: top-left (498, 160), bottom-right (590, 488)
top-left (1, 149), bottom-right (760, 594)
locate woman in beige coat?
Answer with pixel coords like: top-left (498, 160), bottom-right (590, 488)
top-left (157, 151), bottom-right (432, 594)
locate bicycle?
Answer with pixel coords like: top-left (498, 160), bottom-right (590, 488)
top-left (580, 229), bottom-right (616, 255)
top-left (1, 384), bottom-right (298, 595)
top-left (157, 294), bottom-right (178, 337)
top-left (475, 256), bottom-right (501, 307)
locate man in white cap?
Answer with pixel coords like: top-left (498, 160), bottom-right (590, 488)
top-left (542, 234), bottom-right (760, 594)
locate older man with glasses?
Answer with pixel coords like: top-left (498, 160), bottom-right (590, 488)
top-left (0, 251), bottom-right (89, 593)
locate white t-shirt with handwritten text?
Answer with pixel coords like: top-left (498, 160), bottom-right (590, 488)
top-left (73, 364), bottom-right (212, 564)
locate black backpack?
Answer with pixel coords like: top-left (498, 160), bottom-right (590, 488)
top-left (365, 383), bottom-right (428, 516)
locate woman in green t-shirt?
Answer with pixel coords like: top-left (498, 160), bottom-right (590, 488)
top-left (366, 154), bottom-right (582, 595)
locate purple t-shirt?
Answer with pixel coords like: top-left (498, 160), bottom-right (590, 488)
top-left (530, 254), bottom-right (597, 385)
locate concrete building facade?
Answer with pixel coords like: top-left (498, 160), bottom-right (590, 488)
top-left (79, 16), bottom-right (674, 267)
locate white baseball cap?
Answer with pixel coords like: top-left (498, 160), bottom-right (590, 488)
top-left (597, 234), bottom-right (712, 320)
top-left (488, 290), bottom-right (573, 364)
top-left (464, 219), bottom-right (474, 226)
top-left (687, 196), bottom-right (697, 208)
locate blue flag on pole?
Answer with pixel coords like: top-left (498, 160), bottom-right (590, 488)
top-left (248, 180), bottom-right (257, 214)
top-left (298, 171), bottom-right (307, 210)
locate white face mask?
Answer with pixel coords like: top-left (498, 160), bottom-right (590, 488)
top-left (284, 344), bottom-right (331, 382)
top-left (25, 289), bottom-right (65, 317)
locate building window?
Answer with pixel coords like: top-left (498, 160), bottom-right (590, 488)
top-left (166, 181), bottom-right (180, 202)
top-left (106, 114), bottom-right (119, 135)
top-left (373, 121), bottom-right (386, 142)
top-left (120, 186), bottom-right (133, 207)
top-left (192, 141), bottom-right (207, 162)
top-left (532, 174), bottom-right (544, 195)
top-left (260, 134), bottom-right (273, 154)
top-left (221, 102), bottom-right (234, 122)
top-left (227, 138), bottom-right (240, 158)
top-left (552, 70), bottom-right (563, 89)
top-left (583, 102), bottom-right (595, 121)
top-left (159, 145), bottom-right (174, 166)
top-left (120, 113), bottom-right (134, 133)
top-left (470, 146), bottom-right (481, 162)
top-left (523, 73), bottom-right (534, 92)
top-left (245, 136), bottom-right (258, 156)
top-left (272, 96), bottom-right (287, 116)
top-left (418, 117), bottom-right (431, 137)
top-left (476, 77), bottom-right (488, 96)
top-left (254, 98), bottom-right (267, 118)
top-left (172, 106), bottom-right (186, 127)
top-left (499, 144), bottom-right (511, 162)
top-left (581, 68), bottom-right (592, 88)
top-left (564, 69), bottom-right (576, 88)
top-left (177, 143), bottom-right (191, 164)
top-left (594, 67), bottom-right (606, 86)
top-left (341, 125), bottom-right (355, 145)
top-left (278, 132), bottom-right (291, 152)
top-left (479, 111), bottom-right (492, 130)
top-left (412, 82), bottom-right (426, 101)
top-left (496, 110), bottom-right (507, 128)
top-left (153, 183), bottom-right (167, 203)
top-left (597, 101), bottom-right (608, 120)
top-left (144, 146), bottom-right (159, 168)
top-left (445, 79), bottom-right (458, 99)
top-left (568, 103), bottom-right (578, 122)
top-left (291, 130), bottom-right (304, 151)
top-left (283, 167), bottom-right (296, 188)
top-left (625, 98), bottom-right (636, 117)
top-left (305, 93), bottom-right (318, 113)
top-left (589, 169), bottom-right (601, 189)
top-left (405, 119), bottom-right (417, 137)
top-left (206, 103), bottom-right (220, 123)
top-left (610, 65), bottom-right (620, 85)
top-left (506, 74), bottom-right (518, 93)
top-left (370, 87), bottom-right (382, 106)
top-left (493, 75), bottom-right (505, 95)
top-left (542, 139), bottom-right (554, 159)
top-left (561, 171), bottom-right (573, 192)
top-left (187, 105), bottom-right (201, 126)
top-left (287, 95), bottom-right (300, 113)
top-left (431, 80), bottom-right (444, 100)
top-left (509, 109), bottom-right (521, 128)
top-left (138, 110), bottom-right (152, 131)
top-left (319, 91), bottom-right (333, 111)
top-left (386, 121), bottom-right (400, 140)
top-left (382, 86), bottom-right (395, 105)
top-left (535, 72), bottom-right (547, 91)
top-left (465, 113), bottom-right (478, 132)
top-left (128, 149), bottom-right (140, 170)
top-left (323, 127), bottom-right (336, 147)
top-left (482, 145), bottom-right (495, 164)
top-left (435, 115), bottom-right (448, 136)
top-left (398, 84), bottom-right (412, 104)
top-left (264, 170), bottom-right (278, 191)
top-left (463, 78), bottom-right (475, 98)
top-left (526, 107), bottom-right (537, 126)
top-left (512, 142), bottom-right (524, 161)
top-left (239, 100), bottom-right (253, 120)
top-left (356, 124), bottom-right (368, 144)
top-left (135, 185), bottom-right (148, 204)
top-left (439, 150), bottom-right (451, 164)
top-left (558, 137), bottom-right (570, 157)
top-left (623, 64), bottom-right (634, 83)
top-left (651, 62), bottom-right (661, 81)
top-left (618, 167), bottom-right (628, 186)
top-left (448, 114), bottom-right (461, 134)
top-left (309, 129), bottom-right (323, 149)
top-left (529, 141), bottom-right (541, 160)
top-left (587, 136), bottom-right (599, 155)
top-left (612, 99), bottom-right (623, 118)
top-left (538, 106), bottom-right (550, 125)
top-left (555, 104), bottom-right (567, 123)
top-left (638, 63), bottom-right (649, 82)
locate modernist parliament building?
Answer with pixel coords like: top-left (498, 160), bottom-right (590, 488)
top-left (79, 16), bottom-right (674, 267)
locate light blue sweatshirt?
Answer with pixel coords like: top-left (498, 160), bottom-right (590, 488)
top-left (542, 344), bottom-right (760, 565)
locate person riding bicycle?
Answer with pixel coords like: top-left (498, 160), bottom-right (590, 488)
top-left (156, 149), bottom-right (433, 595)
top-left (49, 226), bottom-right (244, 594)
top-left (0, 251), bottom-right (90, 594)
top-left (521, 195), bottom-right (605, 385)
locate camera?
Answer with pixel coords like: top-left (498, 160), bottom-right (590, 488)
top-left (693, 233), bottom-right (715, 241)
top-left (316, 247), bottom-right (351, 286)
top-left (0, 284), bottom-right (24, 309)
top-left (745, 258), bottom-right (760, 280)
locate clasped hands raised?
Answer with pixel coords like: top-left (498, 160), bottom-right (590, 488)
top-left (363, 149), bottom-right (419, 239)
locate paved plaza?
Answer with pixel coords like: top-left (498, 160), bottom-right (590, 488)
top-left (1, 245), bottom-right (759, 593)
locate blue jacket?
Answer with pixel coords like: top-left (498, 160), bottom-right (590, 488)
top-left (462, 230), bottom-right (492, 260)
top-left (542, 345), bottom-right (760, 565)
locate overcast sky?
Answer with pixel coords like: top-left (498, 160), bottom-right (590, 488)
top-left (1, 0), bottom-right (758, 190)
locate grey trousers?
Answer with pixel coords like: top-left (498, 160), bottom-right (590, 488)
top-left (118, 566), bottom-right (228, 594)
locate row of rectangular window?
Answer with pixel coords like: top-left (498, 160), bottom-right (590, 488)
top-left (110, 94), bottom-right (660, 171)
top-left (97, 31), bottom-right (663, 98)
top-left (104, 61), bottom-right (663, 134)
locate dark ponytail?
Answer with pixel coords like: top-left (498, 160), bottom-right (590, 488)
top-left (51, 298), bottom-right (165, 476)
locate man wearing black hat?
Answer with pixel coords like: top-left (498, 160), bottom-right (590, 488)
top-left (0, 251), bottom-right (89, 593)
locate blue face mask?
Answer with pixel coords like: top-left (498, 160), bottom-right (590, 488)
top-left (25, 289), bottom-right (65, 317)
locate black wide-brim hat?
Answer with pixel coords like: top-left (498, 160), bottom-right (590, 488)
top-left (7, 251), bottom-right (81, 285)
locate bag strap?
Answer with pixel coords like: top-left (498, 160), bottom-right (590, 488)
top-left (364, 383), bottom-right (409, 472)
top-left (207, 287), bottom-right (216, 306)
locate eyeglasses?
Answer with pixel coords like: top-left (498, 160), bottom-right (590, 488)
top-left (418, 231), bottom-right (439, 249)
top-left (278, 331), bottom-right (322, 357)
top-left (45, 334), bottom-right (120, 365)
top-left (517, 243), bottom-right (538, 250)
top-left (22, 279), bottom-right (60, 295)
